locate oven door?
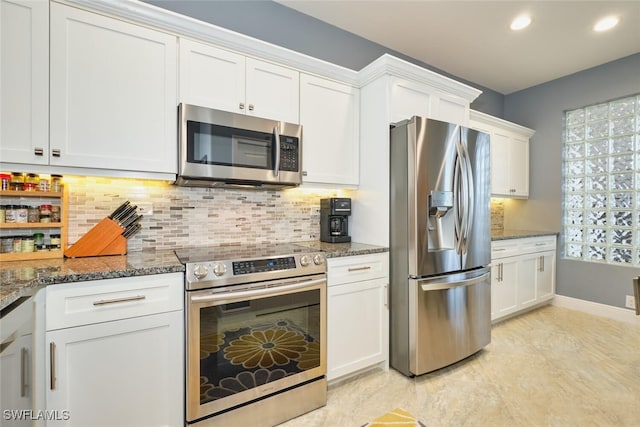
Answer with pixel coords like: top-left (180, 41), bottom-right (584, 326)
top-left (186, 274), bottom-right (326, 423)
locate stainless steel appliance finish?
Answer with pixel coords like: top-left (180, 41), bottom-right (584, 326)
top-left (176, 103), bottom-right (303, 189)
top-left (176, 243), bottom-right (327, 426)
top-left (390, 117), bottom-right (491, 376)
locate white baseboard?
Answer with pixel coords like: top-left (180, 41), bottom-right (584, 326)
top-left (552, 295), bottom-right (640, 325)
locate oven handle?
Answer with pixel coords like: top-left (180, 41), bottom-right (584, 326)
top-left (189, 277), bottom-right (326, 304)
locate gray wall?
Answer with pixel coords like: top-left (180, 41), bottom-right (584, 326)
top-left (503, 53), bottom-right (640, 308)
top-left (145, 0), bottom-right (504, 116)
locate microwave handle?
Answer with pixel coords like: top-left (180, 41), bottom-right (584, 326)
top-left (273, 125), bottom-right (280, 178)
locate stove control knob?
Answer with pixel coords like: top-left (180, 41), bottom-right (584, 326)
top-left (300, 255), bottom-right (311, 267)
top-left (313, 254), bottom-right (325, 265)
top-left (213, 263), bottom-right (227, 276)
top-left (193, 264), bottom-right (209, 280)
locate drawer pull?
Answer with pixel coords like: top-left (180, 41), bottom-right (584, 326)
top-left (21, 347), bottom-right (28, 397)
top-left (93, 295), bottom-right (146, 306)
top-left (493, 248), bottom-right (507, 252)
top-left (348, 266), bottom-right (372, 272)
top-left (535, 243), bottom-right (547, 246)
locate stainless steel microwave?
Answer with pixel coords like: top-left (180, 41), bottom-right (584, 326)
top-left (176, 104), bottom-right (303, 189)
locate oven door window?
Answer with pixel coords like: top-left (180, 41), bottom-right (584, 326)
top-left (198, 289), bottom-right (321, 406)
top-left (187, 121), bottom-right (274, 170)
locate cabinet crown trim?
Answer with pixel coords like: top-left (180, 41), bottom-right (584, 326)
top-left (358, 54), bottom-right (482, 101)
top-left (63, 0), bottom-right (360, 85)
top-left (470, 109), bottom-right (535, 137)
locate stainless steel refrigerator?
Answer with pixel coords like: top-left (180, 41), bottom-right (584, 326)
top-left (389, 116), bottom-right (491, 376)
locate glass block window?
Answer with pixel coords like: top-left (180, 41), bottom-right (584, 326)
top-left (563, 94), bottom-right (640, 266)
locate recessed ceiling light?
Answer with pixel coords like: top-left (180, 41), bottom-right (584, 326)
top-left (594, 15), bottom-right (620, 32)
top-left (510, 14), bottom-right (532, 31)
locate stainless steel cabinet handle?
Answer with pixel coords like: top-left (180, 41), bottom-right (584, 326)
top-left (34, 147), bottom-right (44, 156)
top-left (384, 284), bottom-right (389, 308)
top-left (493, 248), bottom-right (506, 252)
top-left (239, 102), bottom-right (245, 110)
top-left (21, 347), bottom-right (29, 397)
top-left (248, 104), bottom-right (254, 111)
top-left (302, 171), bottom-right (308, 177)
top-left (93, 295), bottom-right (146, 306)
top-left (348, 266), bottom-right (371, 272)
top-left (633, 277), bottom-right (639, 316)
top-left (50, 342), bottom-right (56, 390)
top-left (541, 256), bottom-right (545, 272)
top-left (51, 148), bottom-right (61, 157)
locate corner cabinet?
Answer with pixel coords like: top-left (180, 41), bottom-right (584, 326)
top-left (49, 3), bottom-right (178, 174)
top-left (326, 253), bottom-right (389, 382)
top-left (469, 110), bottom-right (535, 198)
top-left (299, 74), bottom-right (360, 186)
top-left (0, 0), bottom-right (49, 165)
top-left (44, 273), bottom-right (184, 427)
top-left (491, 235), bottom-right (556, 322)
top-left (179, 38), bottom-right (299, 124)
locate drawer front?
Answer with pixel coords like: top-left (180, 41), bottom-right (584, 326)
top-left (491, 240), bottom-right (520, 259)
top-left (520, 236), bottom-right (557, 254)
top-left (46, 273), bottom-right (183, 330)
top-left (327, 253), bottom-right (389, 286)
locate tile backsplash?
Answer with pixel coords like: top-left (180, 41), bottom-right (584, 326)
top-left (491, 199), bottom-right (505, 233)
top-left (65, 176), bottom-right (350, 252)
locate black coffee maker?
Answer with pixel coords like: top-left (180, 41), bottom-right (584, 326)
top-left (320, 198), bottom-right (351, 243)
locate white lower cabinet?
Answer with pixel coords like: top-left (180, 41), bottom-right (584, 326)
top-left (491, 236), bottom-right (556, 322)
top-left (43, 273), bottom-right (184, 427)
top-left (327, 253), bottom-right (388, 382)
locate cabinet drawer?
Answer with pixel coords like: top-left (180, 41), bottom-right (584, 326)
top-left (327, 253), bottom-right (388, 286)
top-left (520, 236), bottom-right (557, 254)
top-left (46, 273), bottom-right (183, 330)
top-left (491, 240), bottom-right (520, 259)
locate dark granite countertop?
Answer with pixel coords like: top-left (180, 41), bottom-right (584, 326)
top-left (0, 241), bottom-right (389, 311)
top-left (0, 250), bottom-right (184, 311)
top-left (491, 229), bottom-right (559, 241)
top-left (292, 241), bottom-right (389, 258)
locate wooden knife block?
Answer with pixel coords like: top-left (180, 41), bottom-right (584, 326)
top-left (64, 218), bottom-right (127, 258)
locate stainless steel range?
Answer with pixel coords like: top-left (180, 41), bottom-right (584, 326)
top-left (175, 243), bottom-right (327, 427)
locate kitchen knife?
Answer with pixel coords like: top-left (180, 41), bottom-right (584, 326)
top-left (120, 213), bottom-right (143, 230)
top-left (114, 205), bottom-right (137, 224)
top-left (108, 201), bottom-right (130, 220)
top-left (122, 223), bottom-right (142, 239)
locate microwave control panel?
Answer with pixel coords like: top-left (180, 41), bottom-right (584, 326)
top-left (279, 138), bottom-right (299, 171)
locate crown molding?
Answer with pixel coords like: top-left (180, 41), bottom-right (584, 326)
top-left (358, 54), bottom-right (482, 102)
top-left (470, 109), bottom-right (535, 136)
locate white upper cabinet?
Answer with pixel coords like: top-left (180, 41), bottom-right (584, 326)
top-left (49, 3), bottom-right (178, 174)
top-left (299, 74), bottom-right (359, 186)
top-left (389, 77), bottom-right (470, 126)
top-left (469, 110), bottom-right (535, 198)
top-left (0, 0), bottom-right (49, 165)
top-left (179, 39), bottom-right (299, 124)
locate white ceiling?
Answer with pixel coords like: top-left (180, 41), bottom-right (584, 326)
top-left (276, 1), bottom-right (640, 94)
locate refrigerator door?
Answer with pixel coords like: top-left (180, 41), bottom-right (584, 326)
top-left (409, 117), bottom-right (462, 277)
top-left (460, 127), bottom-right (491, 270)
top-left (408, 268), bottom-right (491, 375)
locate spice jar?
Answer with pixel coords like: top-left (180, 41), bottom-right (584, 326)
top-left (24, 173), bottom-right (39, 191)
top-left (22, 236), bottom-right (35, 253)
top-left (16, 205), bottom-right (28, 223)
top-left (5, 205), bottom-right (17, 223)
top-left (50, 234), bottom-right (61, 249)
top-left (0, 236), bottom-right (13, 253)
top-left (10, 172), bottom-right (24, 191)
top-left (0, 174), bottom-right (10, 190)
top-left (39, 175), bottom-right (50, 192)
top-left (51, 205), bottom-right (61, 223)
top-left (0, 205), bottom-right (5, 223)
top-left (13, 236), bottom-right (22, 253)
top-left (33, 232), bottom-right (44, 246)
top-left (40, 204), bottom-right (52, 216)
top-left (51, 174), bottom-right (63, 192)
top-left (28, 206), bottom-right (40, 223)
top-left (39, 215), bottom-right (51, 223)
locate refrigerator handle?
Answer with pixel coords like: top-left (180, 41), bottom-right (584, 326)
top-left (453, 141), bottom-right (464, 254)
top-left (462, 141), bottom-right (474, 253)
top-left (420, 271), bottom-right (490, 291)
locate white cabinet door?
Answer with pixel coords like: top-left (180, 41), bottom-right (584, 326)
top-left (327, 277), bottom-right (387, 381)
top-left (389, 78), bottom-right (432, 123)
top-left (490, 131), bottom-right (512, 196)
top-left (0, 334), bottom-right (32, 426)
top-left (49, 3), bottom-right (177, 173)
top-left (300, 74), bottom-right (359, 186)
top-left (246, 58), bottom-right (299, 123)
top-left (0, 0), bottom-right (48, 165)
top-left (510, 135), bottom-right (530, 197)
top-left (491, 259), bottom-right (518, 320)
top-left (517, 256), bottom-right (538, 308)
top-left (45, 311), bottom-right (183, 427)
top-left (179, 39), bottom-right (245, 113)
top-left (536, 251), bottom-right (556, 301)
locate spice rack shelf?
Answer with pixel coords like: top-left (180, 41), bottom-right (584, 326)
top-left (0, 187), bottom-right (68, 262)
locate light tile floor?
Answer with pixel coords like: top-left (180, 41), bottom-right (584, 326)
top-left (280, 305), bottom-right (640, 426)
